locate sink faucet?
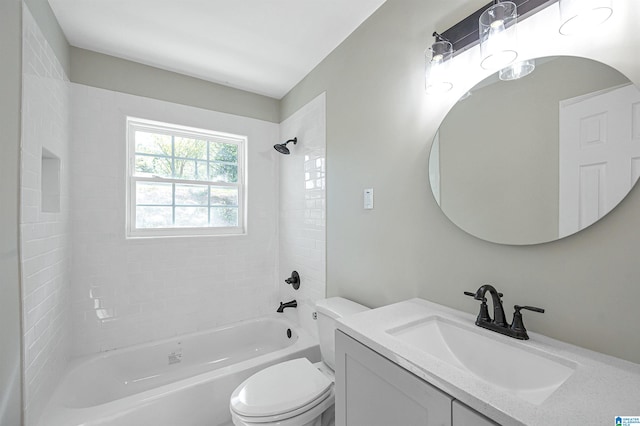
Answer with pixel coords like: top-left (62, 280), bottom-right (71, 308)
top-left (465, 284), bottom-right (507, 327)
top-left (277, 300), bottom-right (297, 313)
top-left (465, 285), bottom-right (544, 340)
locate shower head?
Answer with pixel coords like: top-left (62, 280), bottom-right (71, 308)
top-left (274, 137), bottom-right (297, 155)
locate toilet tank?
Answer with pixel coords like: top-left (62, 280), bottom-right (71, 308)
top-left (315, 297), bottom-right (369, 370)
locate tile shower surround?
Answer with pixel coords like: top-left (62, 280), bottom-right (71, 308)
top-left (70, 85), bottom-right (282, 356)
top-left (21, 6), bottom-right (72, 425)
top-left (278, 94), bottom-right (327, 338)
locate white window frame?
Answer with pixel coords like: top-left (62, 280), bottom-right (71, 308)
top-left (126, 117), bottom-right (247, 238)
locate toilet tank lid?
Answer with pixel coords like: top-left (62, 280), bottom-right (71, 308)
top-left (315, 297), bottom-right (369, 319)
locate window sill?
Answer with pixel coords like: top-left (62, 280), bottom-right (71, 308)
top-left (126, 227), bottom-right (247, 240)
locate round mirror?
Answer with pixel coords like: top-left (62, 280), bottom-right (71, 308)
top-left (429, 56), bottom-right (640, 245)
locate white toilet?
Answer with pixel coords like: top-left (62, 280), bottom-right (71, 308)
top-left (229, 297), bottom-right (369, 426)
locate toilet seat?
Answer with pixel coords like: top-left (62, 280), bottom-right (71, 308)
top-left (231, 388), bottom-right (334, 425)
top-left (230, 358), bottom-right (333, 422)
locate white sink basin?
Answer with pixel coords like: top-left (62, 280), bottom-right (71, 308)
top-left (386, 316), bottom-right (576, 405)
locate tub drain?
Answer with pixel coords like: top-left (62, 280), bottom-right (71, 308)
top-left (286, 328), bottom-right (292, 339)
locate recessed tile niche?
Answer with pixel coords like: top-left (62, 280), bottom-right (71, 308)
top-left (41, 148), bottom-right (61, 213)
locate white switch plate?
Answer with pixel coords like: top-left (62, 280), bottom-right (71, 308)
top-left (364, 188), bottom-right (374, 209)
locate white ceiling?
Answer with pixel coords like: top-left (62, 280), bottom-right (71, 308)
top-left (48, 0), bottom-right (387, 99)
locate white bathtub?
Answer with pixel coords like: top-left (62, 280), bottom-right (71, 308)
top-left (40, 316), bottom-right (320, 426)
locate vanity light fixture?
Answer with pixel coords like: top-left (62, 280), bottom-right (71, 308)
top-left (432, 0), bottom-right (554, 73)
top-left (558, 0), bottom-right (613, 35)
top-left (479, 1), bottom-right (519, 70)
top-left (499, 58), bottom-right (535, 80)
top-left (425, 32), bottom-right (454, 94)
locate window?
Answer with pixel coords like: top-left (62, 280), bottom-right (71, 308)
top-left (127, 117), bottom-right (246, 237)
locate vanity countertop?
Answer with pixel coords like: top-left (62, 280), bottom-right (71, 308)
top-left (336, 298), bottom-right (640, 426)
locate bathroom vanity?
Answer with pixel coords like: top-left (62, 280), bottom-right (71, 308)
top-left (335, 330), bottom-right (496, 425)
top-left (334, 299), bottom-right (640, 425)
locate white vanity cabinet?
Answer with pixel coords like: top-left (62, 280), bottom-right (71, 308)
top-left (335, 331), bottom-right (499, 426)
top-left (452, 401), bottom-right (498, 426)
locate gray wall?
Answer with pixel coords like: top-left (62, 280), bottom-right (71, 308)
top-left (70, 47), bottom-right (280, 123)
top-left (0, 1), bottom-right (23, 424)
top-left (20, 2), bottom-right (280, 123)
top-left (281, 0), bottom-right (640, 363)
top-left (439, 57), bottom-right (628, 245)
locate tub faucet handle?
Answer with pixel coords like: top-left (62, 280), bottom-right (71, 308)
top-left (284, 271), bottom-right (300, 290)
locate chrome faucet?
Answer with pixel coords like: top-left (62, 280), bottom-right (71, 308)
top-left (465, 285), bottom-right (544, 340)
top-left (277, 300), bottom-right (297, 313)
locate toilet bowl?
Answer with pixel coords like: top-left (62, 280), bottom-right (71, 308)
top-left (229, 298), bottom-right (369, 426)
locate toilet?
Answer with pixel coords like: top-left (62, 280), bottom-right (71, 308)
top-left (229, 297), bottom-right (369, 426)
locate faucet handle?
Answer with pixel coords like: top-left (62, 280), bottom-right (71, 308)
top-left (514, 305), bottom-right (545, 314)
top-left (510, 305), bottom-right (545, 339)
top-left (464, 291), bottom-right (492, 323)
top-left (285, 271), bottom-right (300, 290)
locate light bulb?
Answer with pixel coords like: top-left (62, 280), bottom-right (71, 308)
top-left (479, 2), bottom-right (518, 70)
top-left (491, 19), bottom-right (505, 30)
top-left (425, 40), bottom-right (453, 94)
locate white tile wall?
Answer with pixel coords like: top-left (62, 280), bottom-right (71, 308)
top-left (19, 14), bottom-right (325, 421)
top-left (70, 84), bottom-right (281, 356)
top-left (278, 93), bottom-right (327, 337)
top-left (20, 6), bottom-right (72, 426)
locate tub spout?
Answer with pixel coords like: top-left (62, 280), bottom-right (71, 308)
top-left (277, 300), bottom-right (297, 313)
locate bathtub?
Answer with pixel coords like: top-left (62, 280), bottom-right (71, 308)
top-left (40, 316), bottom-right (320, 426)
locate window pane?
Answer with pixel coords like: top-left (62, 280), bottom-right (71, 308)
top-left (136, 181), bottom-right (172, 205)
top-left (210, 163), bottom-right (238, 183)
top-left (137, 206), bottom-right (172, 228)
top-left (211, 207), bottom-right (238, 227)
top-left (175, 184), bottom-right (208, 206)
top-left (174, 137), bottom-right (207, 160)
top-left (210, 142), bottom-right (238, 163)
top-left (174, 158), bottom-right (197, 180)
top-left (171, 160), bottom-right (211, 181)
top-left (134, 131), bottom-right (171, 156)
top-left (210, 187), bottom-right (238, 206)
top-left (196, 161), bottom-right (209, 181)
top-left (175, 207), bottom-right (208, 227)
top-left (135, 155), bottom-right (172, 178)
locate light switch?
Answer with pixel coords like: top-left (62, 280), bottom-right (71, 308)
top-left (364, 188), bottom-right (374, 209)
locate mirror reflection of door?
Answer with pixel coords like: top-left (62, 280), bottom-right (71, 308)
top-left (559, 84), bottom-right (640, 237)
